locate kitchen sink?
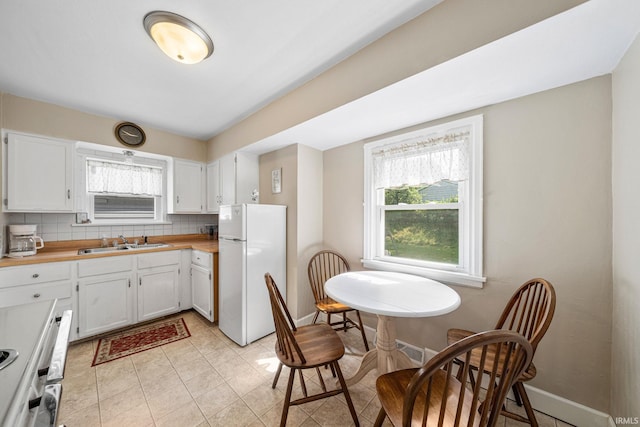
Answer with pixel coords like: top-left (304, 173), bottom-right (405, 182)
top-left (77, 243), bottom-right (170, 255)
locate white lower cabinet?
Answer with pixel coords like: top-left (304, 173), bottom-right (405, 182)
top-left (77, 256), bottom-right (135, 338)
top-left (191, 250), bottom-right (217, 322)
top-left (75, 250), bottom-right (182, 338)
top-left (137, 251), bottom-right (181, 322)
top-left (77, 272), bottom-right (135, 338)
top-left (0, 249), bottom-right (186, 340)
top-left (0, 261), bottom-right (74, 330)
top-left (137, 265), bottom-right (180, 322)
top-left (191, 264), bottom-right (212, 321)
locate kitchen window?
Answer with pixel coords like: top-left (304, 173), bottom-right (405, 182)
top-left (84, 157), bottom-right (166, 223)
top-left (363, 115), bottom-right (485, 287)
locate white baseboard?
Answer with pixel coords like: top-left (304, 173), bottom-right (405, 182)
top-left (295, 311), bottom-right (316, 327)
top-left (425, 344), bottom-right (613, 427)
top-left (300, 315), bottom-right (615, 426)
top-left (306, 313), bottom-right (378, 342)
top-left (525, 384), bottom-right (612, 427)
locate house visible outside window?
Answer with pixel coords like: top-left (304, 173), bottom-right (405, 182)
top-left (363, 115), bottom-right (485, 287)
top-left (86, 158), bottom-right (164, 223)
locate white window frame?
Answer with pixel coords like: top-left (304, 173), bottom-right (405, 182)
top-left (75, 148), bottom-right (168, 225)
top-left (363, 115), bottom-right (485, 288)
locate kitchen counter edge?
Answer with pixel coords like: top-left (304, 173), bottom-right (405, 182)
top-left (0, 234), bottom-right (218, 268)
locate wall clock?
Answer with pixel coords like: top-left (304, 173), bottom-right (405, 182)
top-left (115, 122), bottom-right (146, 147)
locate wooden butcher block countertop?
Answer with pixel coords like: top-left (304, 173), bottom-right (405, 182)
top-left (0, 234), bottom-right (219, 268)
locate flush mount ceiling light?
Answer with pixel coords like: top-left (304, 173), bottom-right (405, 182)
top-left (143, 11), bottom-right (213, 65)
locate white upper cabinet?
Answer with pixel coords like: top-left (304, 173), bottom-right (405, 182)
top-left (234, 152), bottom-right (259, 204)
top-left (4, 132), bottom-right (74, 212)
top-left (207, 152), bottom-right (258, 212)
top-left (219, 153), bottom-right (236, 206)
top-left (206, 160), bottom-right (221, 213)
top-left (169, 159), bottom-right (204, 213)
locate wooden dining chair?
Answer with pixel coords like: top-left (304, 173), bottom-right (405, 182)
top-left (375, 329), bottom-right (533, 427)
top-left (307, 250), bottom-right (369, 351)
top-left (264, 273), bottom-right (360, 427)
top-left (447, 278), bottom-right (556, 427)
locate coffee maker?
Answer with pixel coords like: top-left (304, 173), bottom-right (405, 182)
top-left (8, 225), bottom-right (44, 257)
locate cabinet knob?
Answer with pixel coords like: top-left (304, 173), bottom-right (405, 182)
top-left (67, 189), bottom-right (71, 199)
top-left (32, 273), bottom-right (40, 278)
top-left (33, 293), bottom-right (41, 298)
top-left (177, 195), bottom-right (180, 204)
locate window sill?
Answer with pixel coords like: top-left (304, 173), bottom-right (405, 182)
top-left (71, 221), bottom-right (172, 227)
top-left (361, 259), bottom-right (486, 288)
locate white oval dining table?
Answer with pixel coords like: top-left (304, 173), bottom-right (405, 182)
top-left (324, 270), bottom-right (461, 385)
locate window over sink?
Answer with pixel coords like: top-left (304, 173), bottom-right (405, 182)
top-left (363, 115), bottom-right (485, 288)
top-left (76, 147), bottom-right (168, 224)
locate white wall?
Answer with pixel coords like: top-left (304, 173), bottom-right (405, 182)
top-left (611, 33), bottom-right (640, 419)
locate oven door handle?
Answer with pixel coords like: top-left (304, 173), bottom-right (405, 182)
top-left (46, 310), bottom-right (73, 383)
top-left (33, 383), bottom-right (62, 427)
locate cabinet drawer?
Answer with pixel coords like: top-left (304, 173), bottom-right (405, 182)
top-left (191, 250), bottom-right (212, 269)
top-left (137, 251), bottom-right (180, 269)
top-left (0, 281), bottom-right (72, 308)
top-left (0, 262), bottom-right (71, 289)
top-left (78, 256), bottom-right (134, 277)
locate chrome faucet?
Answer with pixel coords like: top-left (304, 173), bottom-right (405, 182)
top-left (118, 235), bottom-right (129, 245)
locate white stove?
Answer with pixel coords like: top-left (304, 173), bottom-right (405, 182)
top-left (0, 301), bottom-right (72, 427)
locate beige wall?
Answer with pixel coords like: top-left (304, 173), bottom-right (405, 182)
top-left (323, 76), bottom-right (613, 412)
top-left (259, 145), bottom-right (299, 314)
top-left (207, 0), bottom-right (585, 160)
top-left (612, 34), bottom-right (640, 419)
top-left (258, 144), bottom-right (323, 319)
top-left (295, 144), bottom-right (324, 317)
top-left (0, 93), bottom-right (206, 161)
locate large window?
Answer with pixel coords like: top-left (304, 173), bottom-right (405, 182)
top-left (363, 115), bottom-right (485, 287)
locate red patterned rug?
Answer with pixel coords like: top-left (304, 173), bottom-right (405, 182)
top-left (92, 317), bottom-right (191, 366)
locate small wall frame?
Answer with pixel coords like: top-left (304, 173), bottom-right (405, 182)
top-left (272, 168), bottom-right (282, 194)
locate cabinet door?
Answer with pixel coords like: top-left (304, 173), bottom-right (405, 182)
top-left (138, 265), bottom-right (180, 322)
top-left (235, 152), bottom-right (259, 204)
top-left (206, 161), bottom-right (221, 213)
top-left (219, 153), bottom-right (236, 205)
top-left (172, 159), bottom-right (203, 213)
top-left (6, 133), bottom-right (73, 211)
top-left (78, 273), bottom-right (134, 338)
top-left (191, 264), bottom-right (213, 321)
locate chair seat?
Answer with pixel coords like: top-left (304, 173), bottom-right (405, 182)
top-left (376, 368), bottom-right (481, 427)
top-left (276, 323), bottom-right (345, 369)
top-left (448, 328), bottom-right (537, 381)
top-left (316, 297), bottom-right (354, 314)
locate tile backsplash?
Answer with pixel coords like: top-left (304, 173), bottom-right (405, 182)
top-left (3, 213), bottom-right (218, 242)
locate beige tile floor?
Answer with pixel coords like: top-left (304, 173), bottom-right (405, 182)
top-left (58, 310), bottom-right (573, 427)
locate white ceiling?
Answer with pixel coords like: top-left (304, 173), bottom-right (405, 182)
top-left (245, 0), bottom-right (640, 154)
top-left (2, 1), bottom-right (639, 154)
top-left (0, 0), bottom-right (441, 141)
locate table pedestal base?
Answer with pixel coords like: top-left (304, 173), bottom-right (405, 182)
top-left (343, 314), bottom-right (415, 386)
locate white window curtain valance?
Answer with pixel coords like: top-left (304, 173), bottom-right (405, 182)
top-left (372, 125), bottom-right (471, 189)
top-left (87, 159), bottom-right (162, 196)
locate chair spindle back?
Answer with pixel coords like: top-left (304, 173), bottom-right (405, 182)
top-left (264, 273), bottom-right (305, 364)
top-left (495, 278), bottom-right (556, 352)
top-left (307, 250), bottom-right (350, 302)
top-left (403, 330), bottom-right (533, 427)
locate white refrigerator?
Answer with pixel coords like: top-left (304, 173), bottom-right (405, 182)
top-left (218, 204), bottom-right (287, 346)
